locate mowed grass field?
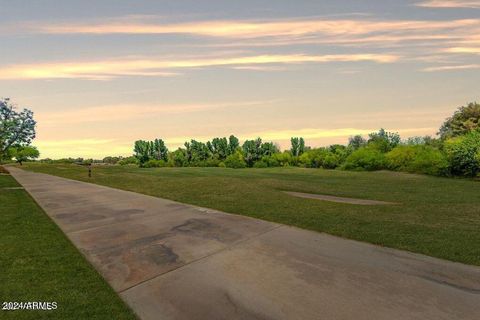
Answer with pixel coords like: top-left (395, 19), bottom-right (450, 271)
top-left (0, 173), bottom-right (136, 320)
top-left (19, 163), bottom-right (480, 266)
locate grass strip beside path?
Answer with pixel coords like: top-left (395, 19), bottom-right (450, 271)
top-left (0, 174), bottom-right (137, 320)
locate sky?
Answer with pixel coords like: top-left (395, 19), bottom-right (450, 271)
top-left (1, 0), bottom-right (479, 159)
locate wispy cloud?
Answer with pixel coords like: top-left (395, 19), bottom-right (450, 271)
top-left (31, 17), bottom-right (478, 39)
top-left (4, 16), bottom-right (480, 74)
top-left (0, 53), bottom-right (398, 80)
top-left (444, 46), bottom-right (480, 53)
top-left (415, 0), bottom-right (480, 8)
top-left (422, 64), bottom-right (480, 71)
top-left (15, 16), bottom-right (480, 67)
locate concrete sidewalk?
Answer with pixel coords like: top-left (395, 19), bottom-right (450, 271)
top-left (8, 167), bottom-right (480, 320)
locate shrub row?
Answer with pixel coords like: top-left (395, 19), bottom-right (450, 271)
top-left (126, 129), bottom-right (480, 177)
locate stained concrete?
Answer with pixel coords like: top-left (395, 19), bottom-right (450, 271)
top-left (284, 191), bottom-right (397, 205)
top-left (8, 167), bottom-right (480, 320)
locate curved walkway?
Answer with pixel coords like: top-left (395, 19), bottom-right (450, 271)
top-left (8, 167), bottom-right (480, 320)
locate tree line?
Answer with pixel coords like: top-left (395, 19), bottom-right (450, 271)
top-left (122, 102), bottom-right (480, 177)
top-left (2, 98), bottom-right (480, 177)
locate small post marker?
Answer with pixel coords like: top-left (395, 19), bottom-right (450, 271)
top-left (88, 164), bottom-right (92, 178)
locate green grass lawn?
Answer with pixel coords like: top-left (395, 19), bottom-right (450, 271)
top-left (0, 173), bottom-right (137, 320)
top-left (18, 163), bottom-right (480, 266)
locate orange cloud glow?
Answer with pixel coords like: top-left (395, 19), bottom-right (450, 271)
top-left (444, 47), bottom-right (480, 53)
top-left (35, 18), bottom-right (479, 39)
top-left (415, 0), bottom-right (480, 8)
top-left (0, 54), bottom-right (398, 80)
top-left (422, 64), bottom-right (480, 71)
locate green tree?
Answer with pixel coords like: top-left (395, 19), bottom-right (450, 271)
top-left (386, 145), bottom-right (448, 176)
top-left (170, 148), bottom-right (188, 167)
top-left (118, 156), bottom-right (139, 166)
top-left (152, 139), bottom-right (168, 161)
top-left (228, 135), bottom-right (240, 154)
top-left (439, 102), bottom-right (480, 139)
top-left (10, 146), bottom-right (39, 165)
top-left (343, 147), bottom-right (386, 171)
top-left (299, 148), bottom-right (328, 168)
top-left (368, 128), bottom-right (400, 153)
top-left (188, 140), bottom-right (211, 163)
top-left (261, 142), bottom-right (279, 156)
top-left (444, 129), bottom-right (480, 177)
top-left (102, 156), bottom-right (121, 164)
top-left (348, 135), bottom-right (366, 150)
top-left (224, 150), bottom-right (247, 168)
top-left (209, 137), bottom-right (230, 160)
top-left (290, 137), bottom-right (305, 157)
top-left (134, 138), bottom-right (168, 166)
top-left (134, 140), bottom-right (151, 165)
top-left (242, 138), bottom-right (263, 167)
top-left (0, 98), bottom-right (36, 160)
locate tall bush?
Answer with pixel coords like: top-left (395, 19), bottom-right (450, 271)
top-left (386, 145), bottom-right (448, 176)
top-left (444, 130), bottom-right (480, 177)
top-left (224, 151), bottom-right (247, 168)
top-left (343, 147), bottom-right (386, 171)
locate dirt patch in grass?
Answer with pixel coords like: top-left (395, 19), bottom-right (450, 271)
top-left (283, 191), bottom-right (398, 205)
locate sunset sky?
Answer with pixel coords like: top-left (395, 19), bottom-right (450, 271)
top-left (1, 0), bottom-right (479, 158)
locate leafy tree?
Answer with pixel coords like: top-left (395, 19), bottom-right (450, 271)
top-left (444, 129), bottom-right (480, 177)
top-left (103, 156), bottom-right (121, 164)
top-left (322, 153), bottom-right (342, 169)
top-left (257, 155), bottom-right (280, 167)
top-left (188, 140), bottom-right (211, 163)
top-left (404, 136), bottom-right (426, 145)
top-left (329, 144), bottom-right (349, 158)
top-left (343, 147), bottom-right (386, 171)
top-left (439, 102), bottom-right (480, 139)
top-left (10, 146), bottom-right (39, 165)
top-left (224, 150), bottom-right (247, 168)
top-left (208, 137), bottom-right (230, 160)
top-left (368, 128), bottom-right (400, 153)
top-left (290, 137), bottom-right (305, 157)
top-left (261, 142), bottom-right (279, 156)
top-left (298, 148), bottom-right (329, 168)
top-left (242, 138), bottom-right (263, 167)
top-left (228, 135), bottom-right (240, 154)
top-left (170, 148), bottom-right (188, 167)
top-left (386, 145), bottom-right (448, 176)
top-left (298, 146), bottom-right (347, 169)
top-left (152, 139), bottom-right (168, 161)
top-left (273, 151), bottom-right (294, 167)
top-left (134, 138), bottom-right (168, 166)
top-left (423, 136), bottom-right (443, 149)
top-left (0, 98), bottom-right (36, 160)
top-left (348, 135), bottom-right (366, 150)
top-left (118, 156), bottom-right (139, 166)
top-left (134, 140), bottom-right (151, 165)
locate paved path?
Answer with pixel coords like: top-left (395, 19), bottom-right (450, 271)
top-left (8, 167), bottom-right (480, 320)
